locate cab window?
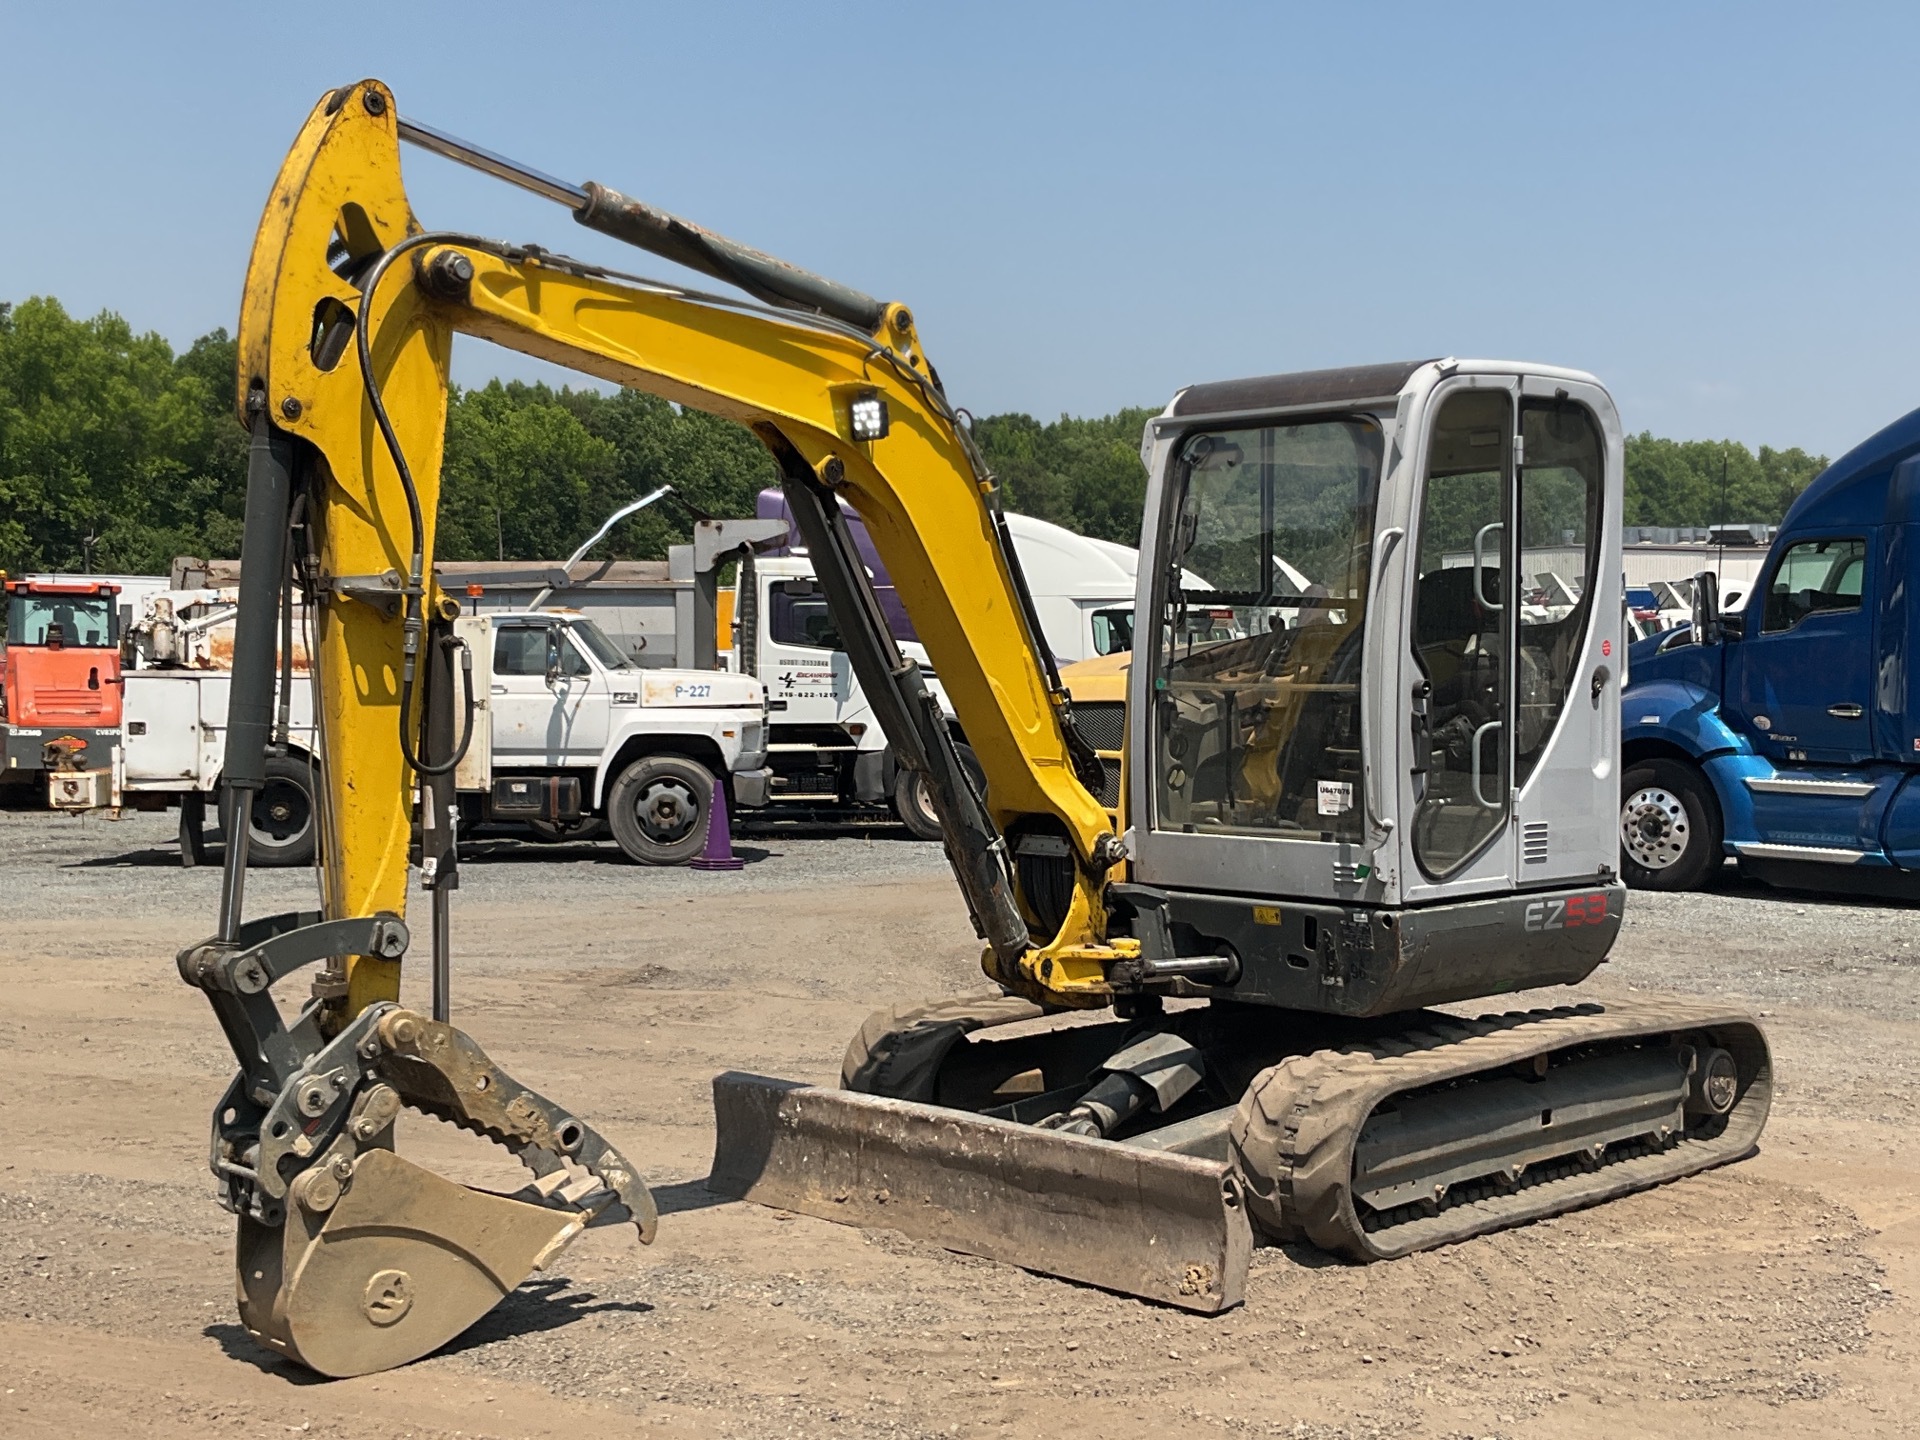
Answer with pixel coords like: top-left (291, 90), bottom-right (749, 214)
top-left (768, 581), bottom-right (843, 650)
top-left (566, 619), bottom-right (632, 670)
top-left (494, 624), bottom-right (553, 676)
top-left (8, 593), bottom-right (115, 647)
top-left (1153, 415), bottom-right (1384, 842)
top-left (1091, 608), bottom-right (1134, 656)
top-left (558, 632), bottom-right (593, 677)
top-left (1762, 538), bottom-right (1867, 633)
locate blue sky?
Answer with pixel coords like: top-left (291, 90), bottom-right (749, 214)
top-left (3, 2), bottom-right (1915, 458)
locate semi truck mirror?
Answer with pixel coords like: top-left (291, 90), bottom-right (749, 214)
top-left (1690, 571), bottom-right (1721, 646)
top-left (545, 631), bottom-right (562, 685)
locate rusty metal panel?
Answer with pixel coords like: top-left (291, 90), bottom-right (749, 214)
top-left (709, 1072), bottom-right (1250, 1313)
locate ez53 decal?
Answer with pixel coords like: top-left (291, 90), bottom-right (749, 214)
top-left (1523, 892), bottom-right (1611, 932)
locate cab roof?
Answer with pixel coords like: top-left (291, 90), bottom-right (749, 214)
top-left (6, 580), bottom-right (120, 596)
top-left (1779, 404), bottom-right (1920, 531)
top-left (1170, 360), bottom-right (1437, 417)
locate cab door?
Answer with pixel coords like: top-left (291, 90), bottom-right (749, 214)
top-left (1400, 377), bottom-right (1519, 900)
top-left (490, 620), bottom-right (599, 764)
top-left (1504, 377), bottom-right (1618, 884)
top-left (556, 624), bottom-right (612, 761)
top-left (1727, 533), bottom-right (1874, 765)
top-left (765, 577), bottom-right (856, 725)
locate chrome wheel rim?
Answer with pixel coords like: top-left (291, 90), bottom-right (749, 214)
top-left (1621, 785), bottom-right (1688, 871)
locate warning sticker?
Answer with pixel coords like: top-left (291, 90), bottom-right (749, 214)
top-left (1316, 780), bottom-right (1353, 817)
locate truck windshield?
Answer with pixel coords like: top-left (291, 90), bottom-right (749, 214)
top-left (1154, 415), bottom-right (1384, 841)
top-left (566, 619), bottom-right (633, 670)
top-left (8, 593), bottom-right (115, 647)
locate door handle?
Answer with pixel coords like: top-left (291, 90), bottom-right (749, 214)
top-left (1470, 719), bottom-right (1504, 809)
top-left (1827, 702), bottom-right (1863, 719)
top-left (490, 685), bottom-right (508, 695)
top-left (1472, 522), bottom-right (1505, 611)
top-left (1361, 526), bottom-right (1406, 839)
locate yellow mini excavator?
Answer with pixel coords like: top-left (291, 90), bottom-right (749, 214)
top-left (183, 79), bottom-right (1772, 1376)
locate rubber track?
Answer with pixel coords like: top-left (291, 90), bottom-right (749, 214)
top-left (841, 992), bottom-right (1045, 1098)
top-left (1228, 997), bottom-right (1772, 1261)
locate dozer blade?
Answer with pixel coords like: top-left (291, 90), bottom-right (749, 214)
top-left (238, 1148), bottom-right (596, 1378)
top-left (709, 1072), bottom-right (1251, 1312)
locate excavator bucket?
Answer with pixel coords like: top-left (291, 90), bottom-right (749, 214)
top-left (709, 1073), bottom-right (1252, 1312)
top-left (237, 1149), bottom-right (597, 1378)
top-left (179, 900), bottom-right (657, 1379)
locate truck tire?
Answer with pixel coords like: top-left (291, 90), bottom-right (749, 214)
top-left (1620, 758), bottom-right (1721, 892)
top-left (891, 743), bottom-right (984, 843)
top-left (607, 754), bottom-right (713, 865)
top-left (247, 754), bottom-right (319, 868)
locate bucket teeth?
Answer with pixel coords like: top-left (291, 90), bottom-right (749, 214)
top-left (371, 1009), bottom-right (657, 1241)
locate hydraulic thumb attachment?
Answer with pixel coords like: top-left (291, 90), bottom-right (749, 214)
top-left (180, 912), bottom-right (654, 1377)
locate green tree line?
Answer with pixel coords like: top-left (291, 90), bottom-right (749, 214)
top-left (0, 296), bottom-right (1838, 575)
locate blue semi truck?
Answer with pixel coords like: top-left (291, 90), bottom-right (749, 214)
top-left (1620, 403), bottom-right (1920, 896)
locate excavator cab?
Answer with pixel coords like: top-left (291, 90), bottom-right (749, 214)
top-left (1127, 364), bottom-right (1628, 974)
top-left (189, 81), bottom-right (1772, 1376)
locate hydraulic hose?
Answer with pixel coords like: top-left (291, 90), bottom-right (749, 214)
top-left (351, 232), bottom-right (487, 778)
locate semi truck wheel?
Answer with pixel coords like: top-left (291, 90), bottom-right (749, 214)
top-left (1620, 759), bottom-right (1721, 891)
top-left (247, 754), bottom-right (319, 868)
top-left (607, 755), bottom-right (712, 865)
top-left (891, 743), bottom-right (985, 843)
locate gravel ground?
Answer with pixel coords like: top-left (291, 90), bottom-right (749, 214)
top-left (3, 807), bottom-right (954, 912)
top-left (2, 809), bottom-right (1917, 1439)
top-left (1616, 874), bottom-right (1920, 1019)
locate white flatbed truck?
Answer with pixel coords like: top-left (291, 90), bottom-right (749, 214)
top-left (95, 593), bottom-right (769, 867)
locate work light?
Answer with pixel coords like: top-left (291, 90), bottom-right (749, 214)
top-left (849, 393), bottom-right (890, 441)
